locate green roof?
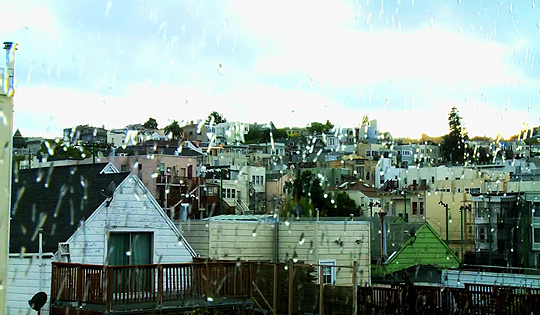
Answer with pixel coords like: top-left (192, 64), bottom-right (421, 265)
top-left (373, 222), bottom-right (461, 276)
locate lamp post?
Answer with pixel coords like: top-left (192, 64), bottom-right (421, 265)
top-left (439, 201), bottom-right (450, 244)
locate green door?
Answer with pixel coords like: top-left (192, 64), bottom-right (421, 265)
top-left (108, 233), bottom-right (153, 298)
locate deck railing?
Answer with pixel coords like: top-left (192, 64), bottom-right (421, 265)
top-left (51, 261), bottom-right (252, 313)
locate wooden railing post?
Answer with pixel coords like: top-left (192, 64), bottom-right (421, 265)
top-left (352, 261), bottom-right (358, 315)
top-left (51, 263), bottom-right (57, 304)
top-left (288, 260), bottom-right (293, 315)
top-left (319, 265), bottom-right (324, 315)
top-left (157, 265), bottom-right (163, 309)
top-left (205, 262), bottom-right (210, 300)
top-left (273, 263), bottom-right (278, 311)
top-left (106, 267), bottom-right (114, 313)
top-left (76, 265), bottom-right (83, 308)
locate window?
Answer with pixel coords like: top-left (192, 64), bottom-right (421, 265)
top-left (534, 202), bottom-right (540, 217)
top-left (534, 228), bottom-right (540, 244)
top-left (366, 150), bottom-right (371, 157)
top-left (108, 232), bottom-right (153, 265)
top-left (391, 202), bottom-right (396, 215)
top-left (121, 165), bottom-right (127, 172)
top-left (361, 197), bottom-right (365, 207)
top-left (318, 260), bottom-right (336, 284)
top-left (419, 202), bottom-right (424, 215)
top-left (231, 189), bottom-right (236, 199)
top-left (412, 202), bottom-right (418, 215)
top-left (478, 227), bottom-right (486, 242)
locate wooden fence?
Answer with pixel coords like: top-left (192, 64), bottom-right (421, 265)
top-left (358, 283), bottom-right (540, 315)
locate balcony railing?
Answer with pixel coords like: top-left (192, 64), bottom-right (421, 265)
top-left (51, 261), bottom-right (252, 313)
top-left (156, 175), bottom-right (196, 185)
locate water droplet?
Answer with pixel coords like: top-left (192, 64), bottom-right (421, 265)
top-left (217, 63), bottom-right (224, 75)
top-left (0, 111), bottom-right (6, 125)
top-left (285, 220), bottom-right (290, 226)
top-left (509, 2), bottom-right (513, 13)
top-left (252, 230), bottom-right (257, 237)
top-left (299, 233), bottom-right (305, 245)
top-left (105, 0), bottom-right (112, 17)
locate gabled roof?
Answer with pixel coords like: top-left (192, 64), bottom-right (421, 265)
top-left (331, 181), bottom-right (383, 198)
top-left (12, 129), bottom-right (27, 148)
top-left (10, 163), bottom-right (130, 254)
top-left (369, 217), bottom-right (424, 261)
top-left (373, 222), bottom-right (461, 276)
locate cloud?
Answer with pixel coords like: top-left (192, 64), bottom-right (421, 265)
top-left (254, 26), bottom-right (520, 87)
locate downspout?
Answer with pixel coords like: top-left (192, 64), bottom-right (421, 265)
top-left (39, 229), bottom-right (43, 291)
top-left (274, 214), bottom-right (279, 262)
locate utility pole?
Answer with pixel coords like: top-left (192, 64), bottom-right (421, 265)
top-left (439, 201), bottom-right (449, 244)
top-left (220, 169), bottom-right (223, 215)
top-left (0, 41), bottom-right (16, 315)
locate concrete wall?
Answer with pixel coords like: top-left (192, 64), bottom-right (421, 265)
top-left (7, 254), bottom-right (53, 315)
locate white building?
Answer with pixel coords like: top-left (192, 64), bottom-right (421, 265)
top-left (7, 163), bottom-right (196, 315)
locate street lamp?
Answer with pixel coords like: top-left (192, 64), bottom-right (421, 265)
top-left (439, 201), bottom-right (450, 243)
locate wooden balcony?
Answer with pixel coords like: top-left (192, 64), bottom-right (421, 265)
top-left (50, 262), bottom-right (253, 315)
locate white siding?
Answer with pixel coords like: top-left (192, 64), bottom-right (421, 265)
top-left (67, 174), bottom-right (194, 265)
top-left (279, 221), bottom-right (370, 286)
top-left (442, 270), bottom-right (540, 288)
top-left (7, 256), bottom-right (53, 315)
top-left (209, 221), bottom-right (275, 261)
top-left (179, 221), bottom-right (209, 258)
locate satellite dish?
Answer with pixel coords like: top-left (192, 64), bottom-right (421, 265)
top-left (29, 292), bottom-right (47, 312)
top-left (101, 181), bottom-right (116, 206)
top-left (101, 181), bottom-right (116, 198)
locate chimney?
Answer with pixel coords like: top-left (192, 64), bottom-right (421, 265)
top-left (2, 42), bottom-right (16, 96)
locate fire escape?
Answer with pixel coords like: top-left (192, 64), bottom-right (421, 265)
top-left (249, 182), bottom-right (266, 214)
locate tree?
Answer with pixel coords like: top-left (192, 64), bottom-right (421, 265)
top-left (164, 120), bottom-right (183, 141)
top-left (143, 117), bottom-right (158, 129)
top-left (206, 111), bottom-right (227, 125)
top-left (327, 191), bottom-right (358, 217)
top-left (307, 120), bottom-right (334, 134)
top-left (36, 140), bottom-right (92, 162)
top-left (440, 107), bottom-right (469, 165)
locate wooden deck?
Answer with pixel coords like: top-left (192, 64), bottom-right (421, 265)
top-left (50, 261), bottom-right (253, 314)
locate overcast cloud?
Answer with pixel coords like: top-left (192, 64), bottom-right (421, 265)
top-left (3, 0), bottom-right (540, 138)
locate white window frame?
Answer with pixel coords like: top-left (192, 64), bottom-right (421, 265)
top-left (318, 259), bottom-right (336, 285)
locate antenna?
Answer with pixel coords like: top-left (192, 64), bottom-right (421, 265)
top-left (101, 181), bottom-right (116, 206)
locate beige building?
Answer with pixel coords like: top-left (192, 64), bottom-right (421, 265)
top-left (265, 172), bottom-right (294, 214)
top-left (425, 192), bottom-right (475, 259)
top-left (180, 216), bottom-right (371, 286)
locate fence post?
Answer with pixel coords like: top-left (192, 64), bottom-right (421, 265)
top-left (273, 263), bottom-right (278, 311)
top-left (288, 260), bottom-right (293, 315)
top-left (76, 265), bottom-right (83, 308)
top-left (157, 265), bottom-right (163, 309)
top-left (352, 261), bottom-right (358, 315)
top-left (106, 267), bottom-right (114, 313)
top-left (205, 262), bottom-right (210, 300)
top-left (319, 265), bottom-right (324, 315)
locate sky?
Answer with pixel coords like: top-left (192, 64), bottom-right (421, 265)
top-left (3, 0), bottom-right (540, 139)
